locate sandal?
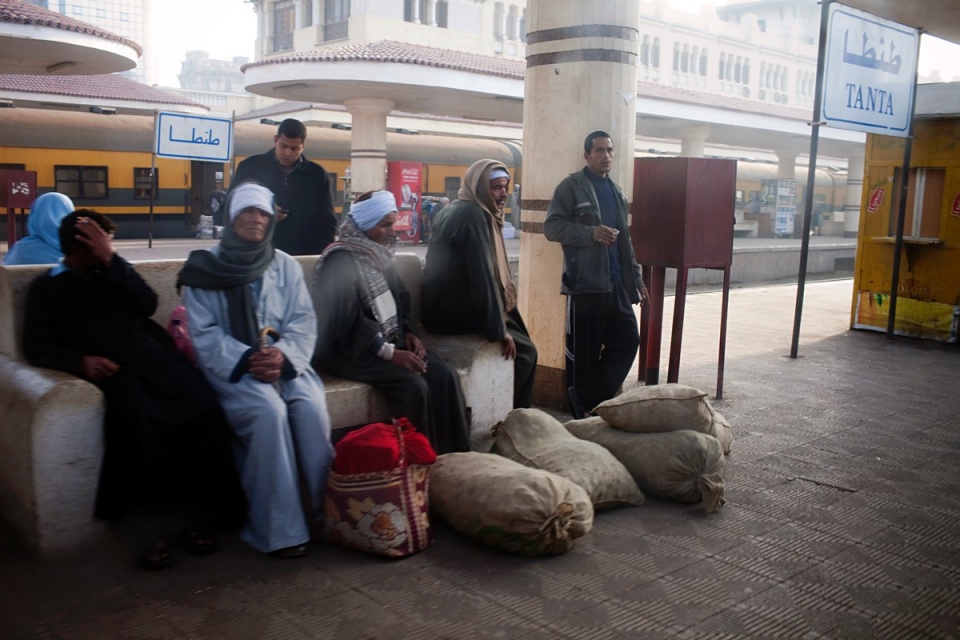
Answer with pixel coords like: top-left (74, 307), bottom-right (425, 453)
top-left (271, 543), bottom-right (307, 559)
top-left (184, 530), bottom-right (218, 555)
top-left (139, 541), bottom-right (173, 571)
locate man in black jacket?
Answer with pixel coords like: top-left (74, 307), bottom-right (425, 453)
top-left (232, 118), bottom-right (336, 255)
top-left (545, 131), bottom-right (648, 419)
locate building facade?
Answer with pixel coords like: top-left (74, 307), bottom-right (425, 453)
top-left (246, 0), bottom-right (830, 111)
top-left (21, 0), bottom-right (152, 84)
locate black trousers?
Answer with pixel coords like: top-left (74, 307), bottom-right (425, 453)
top-left (565, 283), bottom-right (639, 412)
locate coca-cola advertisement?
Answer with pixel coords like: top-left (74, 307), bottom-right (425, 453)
top-left (387, 161), bottom-right (422, 244)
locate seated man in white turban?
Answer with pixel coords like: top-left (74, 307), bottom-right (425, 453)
top-left (313, 190), bottom-right (470, 454)
top-left (177, 182), bottom-right (334, 559)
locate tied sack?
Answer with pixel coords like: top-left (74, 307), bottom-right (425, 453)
top-left (430, 452), bottom-right (594, 556)
top-left (593, 383), bottom-right (715, 434)
top-left (325, 419), bottom-right (435, 558)
top-left (494, 408), bottom-right (644, 510)
top-left (711, 411), bottom-right (734, 455)
top-left (566, 417), bottom-right (726, 513)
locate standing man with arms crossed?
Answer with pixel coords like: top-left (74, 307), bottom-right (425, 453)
top-left (233, 118), bottom-right (337, 255)
top-left (545, 131), bottom-right (649, 419)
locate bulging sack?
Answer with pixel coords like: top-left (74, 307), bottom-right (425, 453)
top-left (494, 408), bottom-right (644, 509)
top-left (429, 452), bottom-right (594, 556)
top-left (711, 411), bottom-right (733, 455)
top-left (566, 417), bottom-right (726, 513)
top-left (593, 384), bottom-right (715, 434)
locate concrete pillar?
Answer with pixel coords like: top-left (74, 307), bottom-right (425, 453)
top-left (344, 98), bottom-right (395, 194)
top-left (679, 125), bottom-right (711, 157)
top-left (520, 0), bottom-right (639, 408)
top-left (775, 150), bottom-right (797, 179)
top-left (843, 154), bottom-right (864, 238)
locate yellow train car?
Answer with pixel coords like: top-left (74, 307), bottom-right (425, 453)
top-left (2, 106), bottom-right (843, 241)
top-left (851, 84), bottom-right (960, 343)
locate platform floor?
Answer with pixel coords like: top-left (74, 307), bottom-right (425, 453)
top-left (3, 278), bottom-right (959, 639)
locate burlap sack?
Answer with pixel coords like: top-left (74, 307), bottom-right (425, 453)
top-left (565, 417), bottom-right (726, 513)
top-left (710, 411), bottom-right (733, 455)
top-left (494, 408), bottom-right (644, 510)
top-left (593, 384), bottom-right (715, 434)
top-left (429, 452), bottom-right (594, 555)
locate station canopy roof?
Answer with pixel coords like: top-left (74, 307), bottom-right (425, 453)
top-left (0, 0), bottom-right (140, 75)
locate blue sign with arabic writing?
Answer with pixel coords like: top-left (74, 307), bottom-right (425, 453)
top-left (822, 4), bottom-right (918, 137)
top-left (155, 112), bottom-right (233, 162)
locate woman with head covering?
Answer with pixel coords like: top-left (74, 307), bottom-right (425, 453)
top-left (421, 160), bottom-right (537, 408)
top-left (178, 182), bottom-right (334, 559)
top-left (3, 192), bottom-right (74, 265)
top-left (22, 209), bottom-right (242, 570)
top-left (313, 191), bottom-right (470, 454)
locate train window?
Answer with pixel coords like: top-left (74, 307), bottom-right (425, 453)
top-left (134, 168), bottom-right (158, 200)
top-left (444, 177), bottom-right (460, 201)
top-left (890, 167), bottom-right (945, 240)
top-left (55, 165), bottom-right (108, 200)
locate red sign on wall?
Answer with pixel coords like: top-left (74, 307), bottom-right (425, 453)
top-left (951, 193), bottom-right (960, 218)
top-left (867, 187), bottom-right (884, 213)
top-left (0, 170), bottom-right (37, 208)
top-left (386, 161), bottom-right (422, 244)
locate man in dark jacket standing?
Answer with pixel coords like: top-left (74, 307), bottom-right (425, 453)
top-left (232, 118), bottom-right (336, 255)
top-left (545, 131), bottom-right (648, 419)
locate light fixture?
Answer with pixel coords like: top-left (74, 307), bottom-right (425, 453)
top-left (0, 99), bottom-right (13, 109)
top-left (89, 106), bottom-right (117, 115)
top-left (46, 61), bottom-right (76, 74)
top-left (395, 128), bottom-right (419, 135)
top-left (331, 123), bottom-right (351, 130)
top-left (260, 118), bottom-right (281, 125)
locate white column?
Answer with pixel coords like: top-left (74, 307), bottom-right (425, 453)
top-left (776, 150), bottom-right (797, 180)
top-left (521, 0), bottom-right (640, 407)
top-left (344, 98), bottom-right (395, 194)
top-left (679, 125), bottom-right (711, 157)
top-left (844, 154), bottom-right (864, 238)
top-left (426, 0), bottom-right (438, 26)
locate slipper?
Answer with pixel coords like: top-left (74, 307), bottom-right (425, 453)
top-left (184, 530), bottom-right (218, 555)
top-left (271, 544), bottom-right (307, 559)
top-left (139, 541), bottom-right (173, 571)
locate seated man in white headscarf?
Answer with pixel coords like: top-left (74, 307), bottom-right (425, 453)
top-left (313, 190), bottom-right (470, 454)
top-left (177, 182), bottom-right (334, 559)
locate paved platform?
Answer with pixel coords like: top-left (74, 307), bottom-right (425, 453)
top-left (4, 277), bottom-right (960, 639)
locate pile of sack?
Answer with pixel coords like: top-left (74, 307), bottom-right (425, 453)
top-left (429, 383), bottom-right (732, 556)
top-left (323, 385), bottom-right (732, 559)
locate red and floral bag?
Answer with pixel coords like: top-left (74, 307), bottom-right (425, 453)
top-left (324, 418), bottom-right (435, 558)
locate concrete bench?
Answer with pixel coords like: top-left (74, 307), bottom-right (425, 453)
top-left (0, 253), bottom-right (512, 558)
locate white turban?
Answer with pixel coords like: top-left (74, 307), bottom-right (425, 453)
top-left (489, 168), bottom-right (510, 181)
top-left (229, 183), bottom-right (275, 222)
top-left (350, 190), bottom-right (398, 231)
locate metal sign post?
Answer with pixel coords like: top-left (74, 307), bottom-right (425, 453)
top-left (790, 1), bottom-right (919, 357)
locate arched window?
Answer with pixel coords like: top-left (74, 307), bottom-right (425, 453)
top-left (652, 38), bottom-right (661, 68)
top-left (507, 5), bottom-right (518, 40)
top-left (681, 44), bottom-right (690, 73)
top-left (699, 49), bottom-right (708, 76)
top-left (641, 35), bottom-right (650, 67)
top-left (725, 54), bottom-right (734, 80)
top-left (734, 56), bottom-right (742, 83)
top-left (780, 67), bottom-right (788, 92)
top-left (719, 52), bottom-right (726, 80)
top-left (743, 58), bottom-right (750, 84)
top-left (673, 42), bottom-right (681, 72)
top-left (519, 8), bottom-right (526, 40)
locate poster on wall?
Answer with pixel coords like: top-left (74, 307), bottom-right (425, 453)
top-left (387, 161), bottom-right (422, 244)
